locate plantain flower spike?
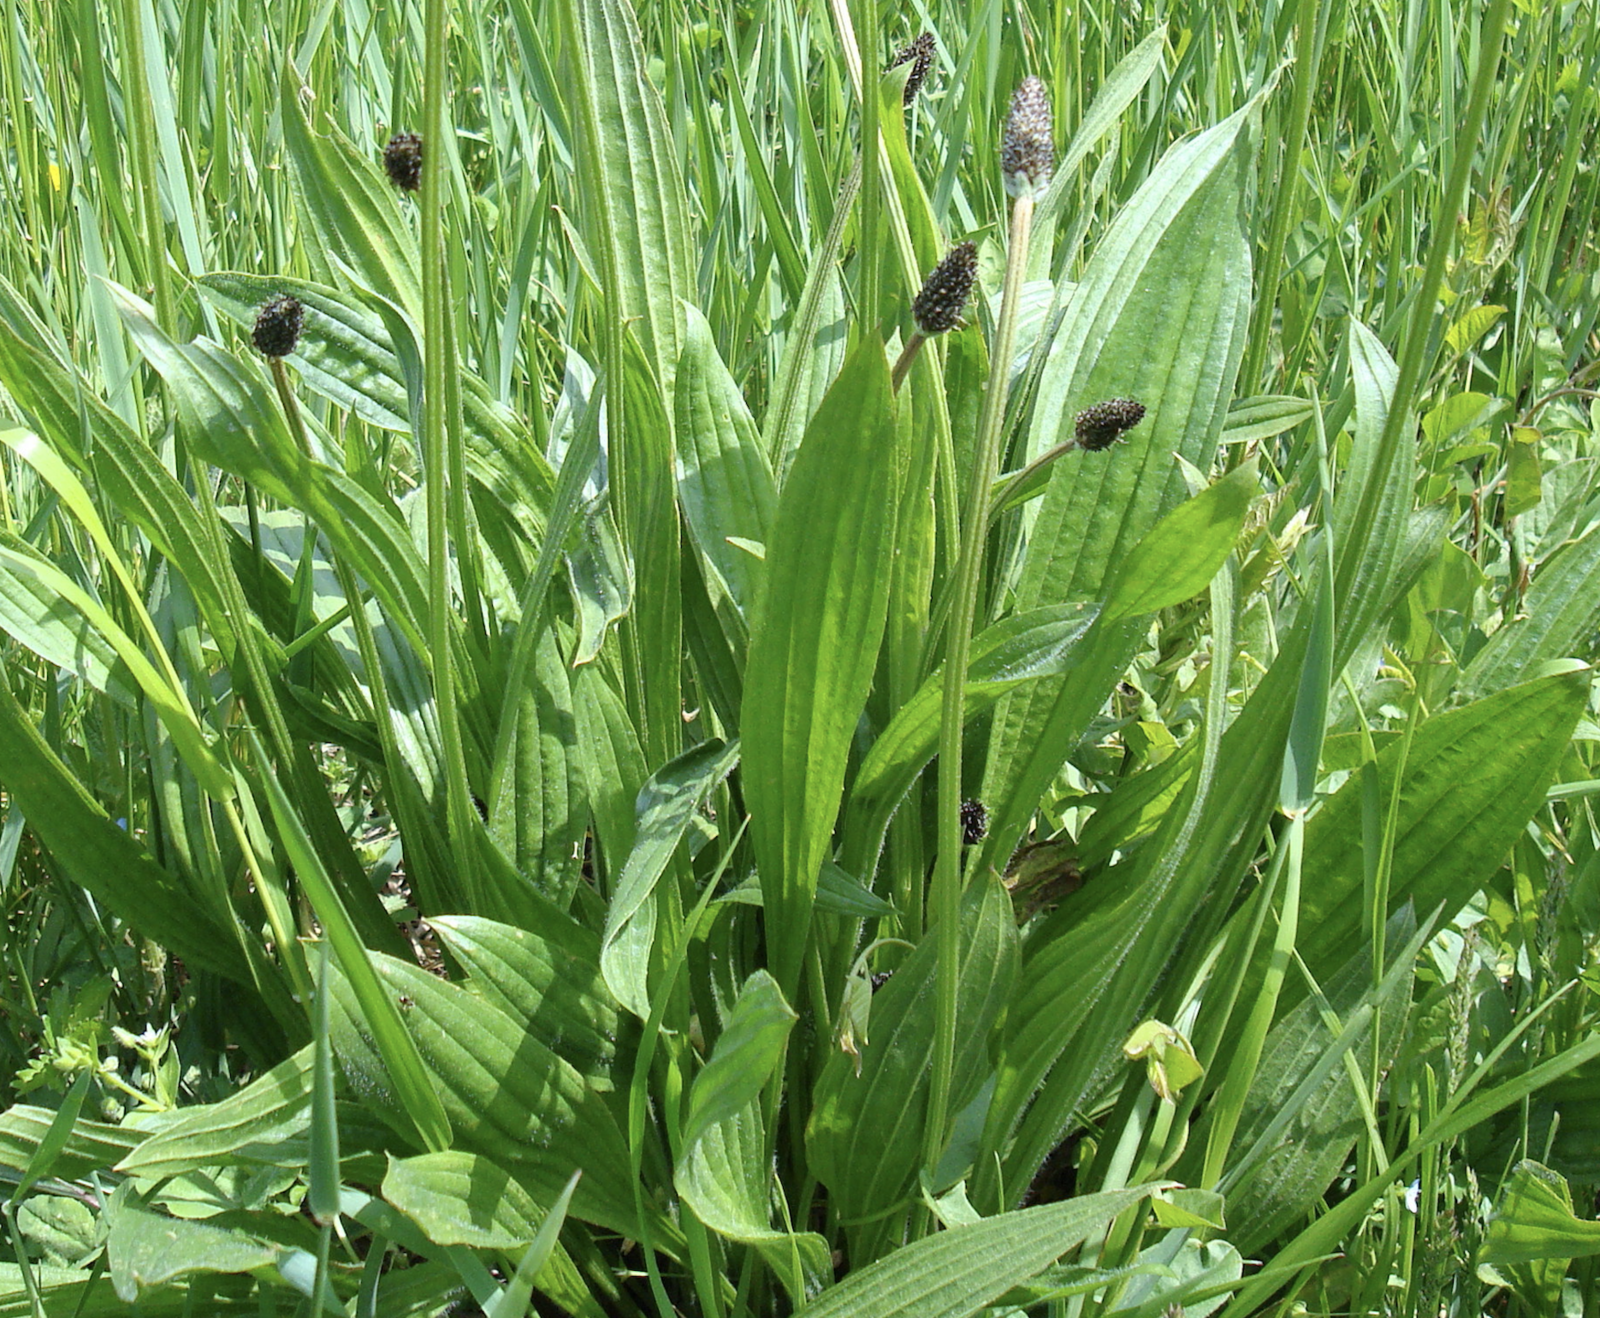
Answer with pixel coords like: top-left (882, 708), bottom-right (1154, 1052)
top-left (1001, 76), bottom-right (1054, 200)
top-left (889, 32), bottom-right (936, 105)
top-left (383, 132), bottom-right (423, 192)
top-left (252, 294), bottom-right (303, 358)
top-left (1075, 398), bottom-right (1147, 451)
top-left (912, 241), bottom-right (978, 336)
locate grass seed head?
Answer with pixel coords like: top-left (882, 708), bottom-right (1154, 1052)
top-left (1002, 76), bottom-right (1054, 200)
top-left (1074, 398), bottom-right (1147, 451)
top-left (912, 240), bottom-right (977, 336)
top-left (252, 294), bottom-right (303, 358)
top-left (960, 798), bottom-right (989, 846)
top-left (889, 32), bottom-right (936, 105)
top-left (384, 132), bottom-right (423, 192)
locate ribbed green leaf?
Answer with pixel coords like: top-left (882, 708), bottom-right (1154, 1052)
top-left (742, 341), bottom-right (901, 994)
top-left (118, 1047), bottom-right (314, 1179)
top-left (561, 0), bottom-right (691, 405)
top-left (429, 915), bottom-right (621, 1086)
top-left (682, 971), bottom-right (795, 1151)
top-left (279, 67), bottom-right (422, 320)
top-left (601, 739), bottom-right (739, 1019)
top-left (677, 1101), bottom-right (831, 1305)
top-left (1102, 462), bottom-right (1259, 621)
top-left (983, 104), bottom-right (1254, 868)
top-left (675, 304), bottom-right (776, 621)
top-left (793, 1186), bottom-right (1157, 1318)
top-left (808, 877), bottom-right (1017, 1242)
top-left (106, 1189), bottom-right (279, 1302)
top-left (841, 604), bottom-right (1099, 877)
top-left (328, 953), bottom-right (643, 1241)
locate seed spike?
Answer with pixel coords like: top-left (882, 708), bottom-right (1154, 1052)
top-left (252, 294), bottom-right (303, 358)
top-left (1074, 398), bottom-right (1147, 451)
top-left (1002, 76), bottom-right (1054, 200)
top-left (383, 132), bottom-right (423, 193)
top-left (912, 241), bottom-right (978, 336)
top-left (888, 32), bottom-right (936, 105)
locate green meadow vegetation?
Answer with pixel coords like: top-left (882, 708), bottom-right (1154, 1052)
top-left (0, 0), bottom-right (1598, 1312)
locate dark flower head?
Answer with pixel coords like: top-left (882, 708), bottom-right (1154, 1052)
top-left (252, 294), bottom-right (303, 358)
top-left (912, 241), bottom-right (977, 336)
top-left (384, 132), bottom-right (423, 192)
top-left (888, 32), bottom-right (936, 105)
top-left (960, 798), bottom-right (989, 846)
top-left (1002, 76), bottom-right (1054, 199)
top-left (1074, 398), bottom-right (1147, 452)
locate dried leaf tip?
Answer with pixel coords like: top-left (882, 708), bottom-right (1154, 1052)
top-left (912, 241), bottom-right (977, 336)
top-left (1074, 398), bottom-right (1147, 451)
top-left (888, 32), bottom-right (936, 105)
top-left (252, 294), bottom-right (303, 358)
top-left (1001, 76), bottom-right (1054, 200)
top-left (383, 132), bottom-right (423, 192)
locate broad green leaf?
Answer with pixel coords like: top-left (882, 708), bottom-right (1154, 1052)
top-left (1481, 1160), bottom-right (1600, 1266)
top-left (383, 1151), bottom-right (548, 1249)
top-left (1102, 463), bottom-right (1259, 621)
top-left (0, 1106), bottom-right (142, 1183)
top-left (792, 1186), bottom-right (1157, 1318)
top-left (601, 739), bottom-right (740, 1019)
top-left (675, 304), bottom-right (777, 620)
top-left (840, 604), bottom-right (1100, 878)
top-left (8, 1072), bottom-right (91, 1203)
top-left (279, 66), bottom-right (422, 319)
top-left (1332, 318), bottom-right (1412, 653)
top-left (0, 521), bottom-right (135, 705)
top-left (1219, 395), bottom-right (1314, 447)
top-left (106, 1189), bottom-right (279, 1302)
top-left (118, 1048), bottom-right (314, 1179)
top-left (676, 1101), bottom-right (832, 1305)
top-left (328, 952), bottom-right (643, 1241)
top-left (808, 876), bottom-right (1017, 1245)
top-left (682, 971), bottom-right (795, 1151)
top-left (490, 626), bottom-right (587, 903)
top-left (253, 734), bottom-right (451, 1155)
top-left (565, 497), bottom-right (633, 665)
top-left (742, 340), bottom-right (901, 995)
top-left (983, 104), bottom-right (1253, 869)
top-left (560, 0), bottom-right (691, 405)
top-left (1466, 520), bottom-right (1600, 692)
top-left (428, 915), bottom-right (621, 1085)
top-left (0, 683), bottom-right (243, 980)
top-left (1275, 668), bottom-right (1587, 1019)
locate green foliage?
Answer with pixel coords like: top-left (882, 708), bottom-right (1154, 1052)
top-left (0, 0), bottom-right (1597, 1313)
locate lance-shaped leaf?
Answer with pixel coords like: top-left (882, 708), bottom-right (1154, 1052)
top-left (601, 739), bottom-right (740, 1019)
top-left (742, 341), bottom-right (900, 995)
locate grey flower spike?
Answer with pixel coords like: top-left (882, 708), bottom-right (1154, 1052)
top-left (1075, 398), bottom-right (1147, 451)
top-left (889, 32), bottom-right (936, 105)
top-left (252, 294), bottom-right (303, 358)
top-left (1002, 76), bottom-right (1054, 200)
top-left (912, 241), bottom-right (977, 335)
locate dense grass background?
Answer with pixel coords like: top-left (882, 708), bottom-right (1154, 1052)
top-left (0, 0), bottom-right (1598, 1314)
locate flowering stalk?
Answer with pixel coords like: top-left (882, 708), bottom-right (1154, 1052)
top-left (924, 77), bottom-right (1053, 1182)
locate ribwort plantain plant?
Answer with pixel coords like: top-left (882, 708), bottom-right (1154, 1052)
top-left (0, 0), bottom-right (1596, 1314)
